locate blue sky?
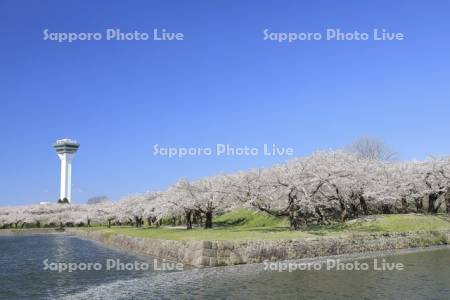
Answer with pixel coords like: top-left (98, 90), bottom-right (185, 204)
top-left (1, 0), bottom-right (450, 205)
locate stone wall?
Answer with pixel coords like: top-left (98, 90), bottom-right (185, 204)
top-left (66, 229), bottom-right (450, 267)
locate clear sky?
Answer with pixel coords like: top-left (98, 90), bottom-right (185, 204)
top-left (1, 0), bottom-right (450, 205)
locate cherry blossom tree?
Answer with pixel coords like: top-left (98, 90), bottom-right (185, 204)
top-left (1, 150), bottom-right (449, 231)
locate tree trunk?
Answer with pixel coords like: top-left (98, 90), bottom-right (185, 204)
top-left (401, 197), bottom-right (409, 213)
top-left (315, 207), bottom-right (326, 225)
top-left (428, 193), bottom-right (441, 214)
top-left (286, 189), bottom-right (301, 230)
top-left (339, 201), bottom-right (348, 222)
top-left (185, 210), bottom-right (193, 230)
top-left (350, 203), bottom-right (359, 218)
top-left (414, 197), bottom-right (424, 213)
top-left (289, 210), bottom-right (301, 230)
top-left (381, 204), bottom-right (391, 214)
top-left (204, 211), bottom-right (213, 229)
top-left (359, 196), bottom-right (368, 215)
top-left (445, 187), bottom-right (450, 214)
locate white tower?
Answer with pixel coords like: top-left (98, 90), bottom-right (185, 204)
top-left (53, 139), bottom-right (80, 203)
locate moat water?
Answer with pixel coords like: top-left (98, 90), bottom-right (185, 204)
top-left (1, 235), bottom-right (449, 299)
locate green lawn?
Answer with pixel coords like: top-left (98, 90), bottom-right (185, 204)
top-left (346, 214), bottom-right (450, 233)
top-left (83, 210), bottom-right (450, 241)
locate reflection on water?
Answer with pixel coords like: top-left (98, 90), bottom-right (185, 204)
top-left (0, 235), bottom-right (164, 299)
top-left (1, 235), bottom-right (450, 300)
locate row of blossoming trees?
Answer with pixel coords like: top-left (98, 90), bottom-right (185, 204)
top-left (1, 151), bottom-right (450, 231)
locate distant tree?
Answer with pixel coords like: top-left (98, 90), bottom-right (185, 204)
top-left (87, 196), bottom-right (111, 205)
top-left (346, 136), bottom-right (397, 161)
top-left (57, 198), bottom-right (69, 204)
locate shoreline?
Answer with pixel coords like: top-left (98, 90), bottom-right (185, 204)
top-left (70, 229), bottom-right (450, 267)
top-left (194, 244), bottom-right (450, 275)
top-left (0, 228), bottom-right (66, 235)
top-left (2, 228), bottom-right (449, 268)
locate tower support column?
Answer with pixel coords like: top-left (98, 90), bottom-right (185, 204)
top-left (58, 153), bottom-right (74, 201)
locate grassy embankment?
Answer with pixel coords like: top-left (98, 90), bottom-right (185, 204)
top-left (86, 209), bottom-right (450, 241)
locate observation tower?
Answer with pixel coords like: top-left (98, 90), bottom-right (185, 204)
top-left (53, 138), bottom-right (79, 203)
